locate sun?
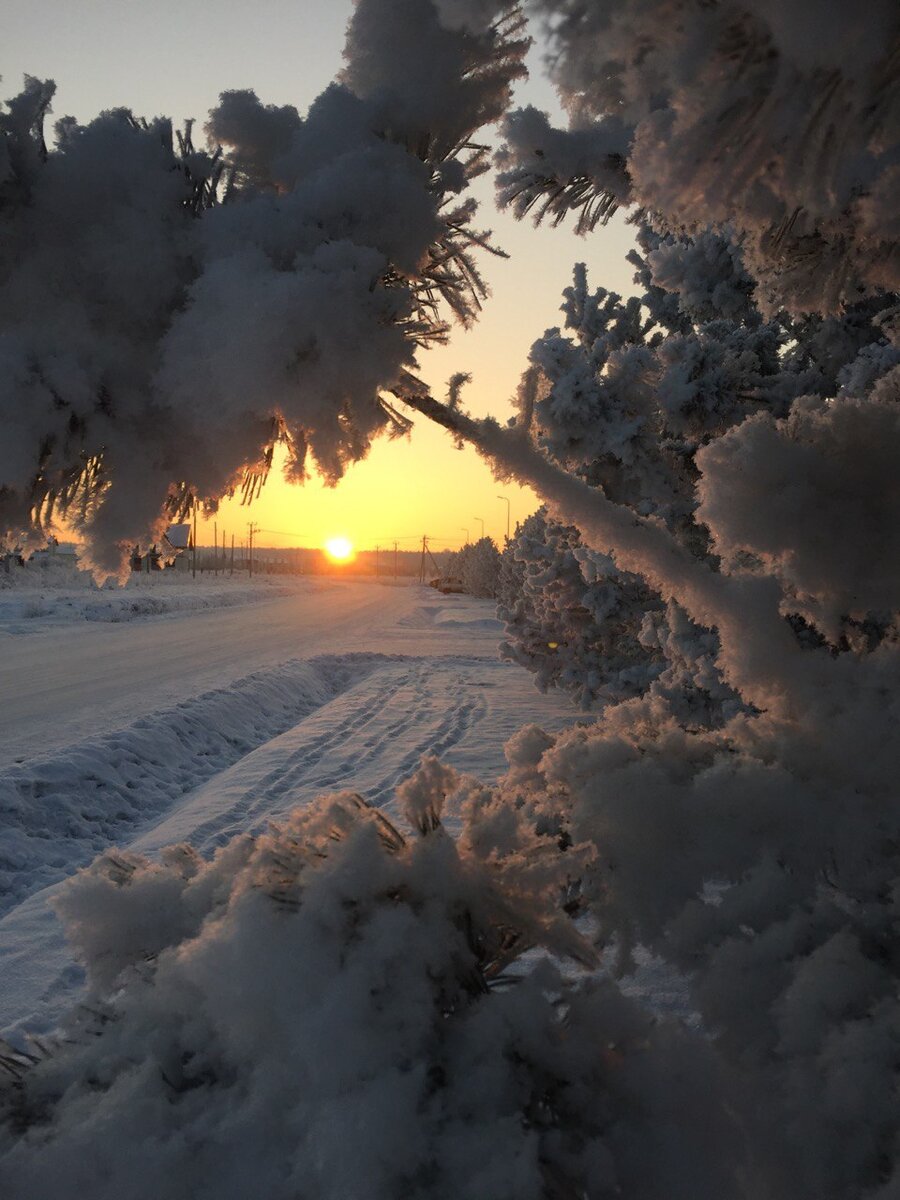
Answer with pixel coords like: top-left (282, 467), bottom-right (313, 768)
top-left (324, 536), bottom-right (355, 563)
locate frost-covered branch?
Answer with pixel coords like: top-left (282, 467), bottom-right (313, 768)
top-left (398, 383), bottom-right (806, 716)
top-left (440, 0), bottom-right (900, 314)
top-left (0, 0), bottom-right (527, 576)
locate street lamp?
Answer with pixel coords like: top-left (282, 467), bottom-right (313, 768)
top-left (474, 516), bottom-right (484, 541)
top-left (460, 527), bottom-right (469, 545)
top-left (497, 495), bottom-right (510, 541)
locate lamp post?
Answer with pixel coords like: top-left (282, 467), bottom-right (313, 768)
top-left (497, 495), bottom-right (510, 541)
top-left (474, 516), bottom-right (484, 541)
top-left (460, 527), bottom-right (469, 546)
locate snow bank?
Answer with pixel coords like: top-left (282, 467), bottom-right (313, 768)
top-left (398, 602), bottom-right (504, 632)
top-left (0, 571), bottom-right (296, 635)
top-left (0, 654), bottom-right (389, 911)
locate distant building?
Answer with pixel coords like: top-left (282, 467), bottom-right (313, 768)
top-left (29, 538), bottom-right (79, 568)
top-left (163, 523), bottom-right (192, 571)
top-left (164, 524), bottom-right (191, 551)
top-left (128, 525), bottom-right (194, 572)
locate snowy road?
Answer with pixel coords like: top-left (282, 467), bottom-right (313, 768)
top-left (0, 580), bottom-right (497, 764)
top-left (0, 581), bottom-right (584, 1039)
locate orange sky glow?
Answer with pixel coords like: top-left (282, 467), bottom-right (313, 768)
top-left (193, 207), bottom-right (638, 553)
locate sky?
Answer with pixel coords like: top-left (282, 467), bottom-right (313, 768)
top-left (5, 0), bottom-right (637, 552)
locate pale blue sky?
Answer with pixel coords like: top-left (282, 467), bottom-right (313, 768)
top-left (5, 0), bottom-right (351, 126)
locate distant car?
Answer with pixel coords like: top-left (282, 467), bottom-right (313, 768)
top-left (430, 576), bottom-right (465, 594)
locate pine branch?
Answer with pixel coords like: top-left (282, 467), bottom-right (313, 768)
top-left (393, 384), bottom-right (810, 718)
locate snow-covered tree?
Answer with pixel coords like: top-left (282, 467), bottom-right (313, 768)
top-left (497, 507), bottom-right (664, 710)
top-left (467, 209), bottom-right (900, 1187)
top-left (497, 225), bottom-right (900, 718)
top-left (0, 1), bottom-right (527, 575)
top-left (446, 535), bottom-right (502, 597)
top-left (388, 11), bottom-right (900, 1195)
top-left (389, 13), bottom-right (900, 1194)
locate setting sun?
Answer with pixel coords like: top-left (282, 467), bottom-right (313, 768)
top-left (324, 536), bottom-right (354, 563)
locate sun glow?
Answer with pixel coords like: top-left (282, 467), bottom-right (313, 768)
top-left (324, 536), bottom-right (354, 563)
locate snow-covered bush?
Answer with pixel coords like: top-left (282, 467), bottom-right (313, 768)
top-left (0, 760), bottom-right (741, 1200)
top-left (395, 10), bottom-right (900, 1193)
top-left (490, 666), bottom-right (900, 1198)
top-left (442, 208), bottom-right (900, 1200)
top-left (446, 535), bottom-right (502, 598)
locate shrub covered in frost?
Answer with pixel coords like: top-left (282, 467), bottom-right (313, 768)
top-left (497, 508), bottom-right (663, 710)
top-left (486, 666), bottom-right (900, 1198)
top-left (498, 225), bottom-right (900, 719)
top-left (395, 10), bottom-right (900, 1192)
top-left (445, 535), bottom-right (502, 598)
top-left (0, 760), bottom-right (741, 1200)
top-left (466, 237), bottom-right (900, 1195)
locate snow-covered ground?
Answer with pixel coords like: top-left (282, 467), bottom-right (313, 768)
top-left (2, 575), bottom-right (431, 763)
top-left (0, 579), bottom-right (589, 1041)
top-left (0, 561), bottom-right (296, 635)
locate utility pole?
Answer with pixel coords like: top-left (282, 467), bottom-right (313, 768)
top-left (419, 536), bottom-right (427, 585)
top-left (393, 540), bottom-right (398, 581)
top-left (230, 533), bottom-right (234, 575)
top-left (474, 516), bottom-right (484, 541)
top-left (248, 522), bottom-right (257, 579)
top-left (214, 521), bottom-right (218, 576)
top-left (192, 498), bottom-right (197, 580)
top-left (497, 495), bottom-right (510, 542)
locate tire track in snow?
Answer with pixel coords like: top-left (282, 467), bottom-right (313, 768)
top-left (254, 663), bottom-right (430, 802)
top-left (365, 701), bottom-right (482, 808)
top-left (182, 663), bottom-right (428, 846)
top-left (149, 659), bottom-right (491, 852)
top-left (302, 686), bottom-right (484, 804)
top-left (261, 662), bottom-right (439, 797)
top-left (251, 663), bottom-right (485, 808)
top-left (251, 669), bottom-right (420, 793)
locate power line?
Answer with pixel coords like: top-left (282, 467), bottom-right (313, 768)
top-left (255, 528), bottom-right (314, 539)
top-left (366, 534), bottom-right (425, 542)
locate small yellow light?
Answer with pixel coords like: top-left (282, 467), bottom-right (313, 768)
top-left (547, 641), bottom-right (559, 649)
